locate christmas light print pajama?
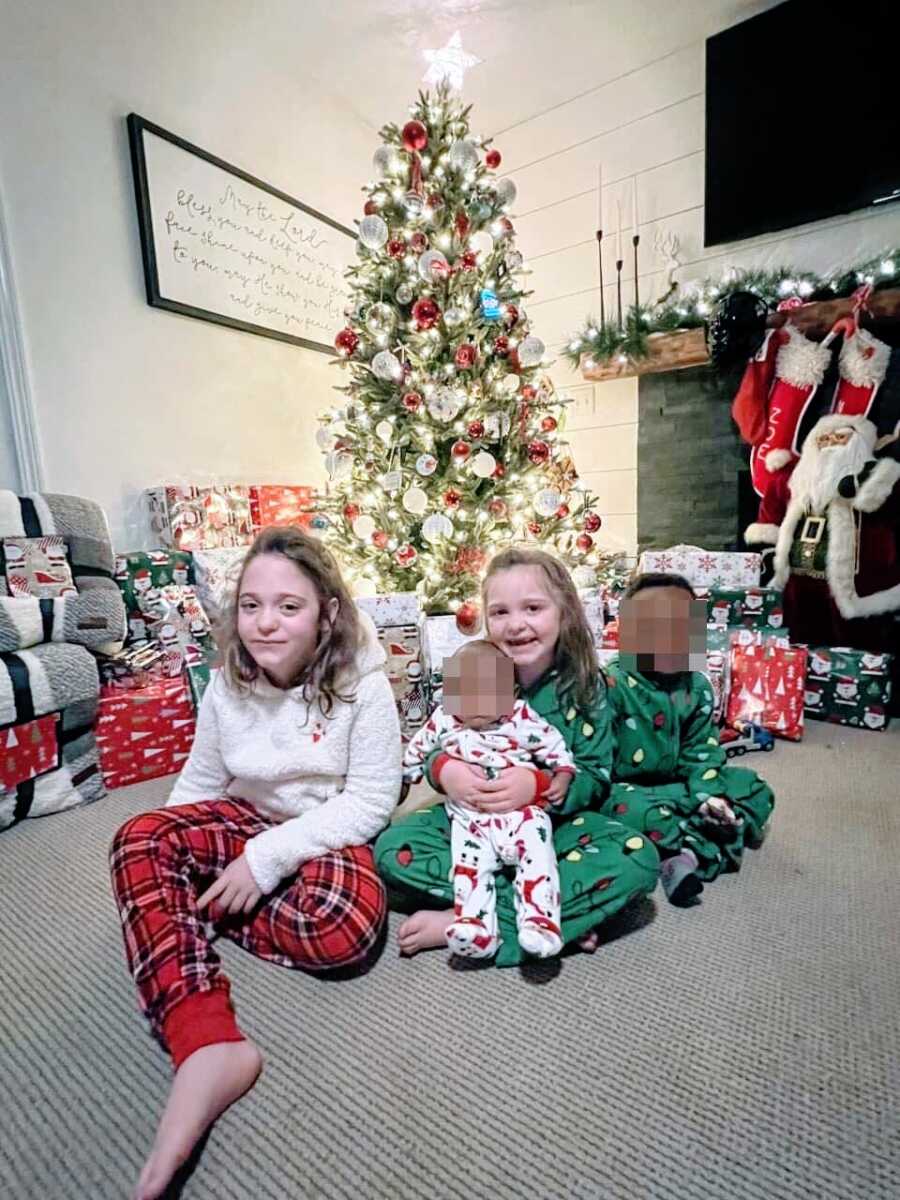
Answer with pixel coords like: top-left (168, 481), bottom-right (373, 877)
top-left (602, 663), bottom-right (775, 881)
top-left (402, 700), bottom-right (574, 958)
top-left (376, 671), bottom-right (661, 967)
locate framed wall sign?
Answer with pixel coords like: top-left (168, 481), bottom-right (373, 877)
top-left (127, 114), bottom-right (356, 354)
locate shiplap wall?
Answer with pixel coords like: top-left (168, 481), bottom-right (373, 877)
top-left (503, 41), bottom-right (900, 559)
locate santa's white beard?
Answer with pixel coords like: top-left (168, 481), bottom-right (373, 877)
top-left (790, 433), bottom-right (871, 513)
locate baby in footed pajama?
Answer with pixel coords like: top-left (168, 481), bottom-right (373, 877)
top-left (403, 639), bottom-right (576, 960)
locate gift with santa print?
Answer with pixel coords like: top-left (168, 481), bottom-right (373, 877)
top-left (803, 645), bottom-right (892, 731)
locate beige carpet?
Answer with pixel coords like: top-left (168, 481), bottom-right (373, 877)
top-left (2, 720), bottom-right (900, 1200)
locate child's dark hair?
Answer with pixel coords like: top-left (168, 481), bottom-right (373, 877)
top-left (219, 526), bottom-right (360, 715)
top-left (482, 546), bottom-right (599, 714)
top-left (624, 571), bottom-right (696, 600)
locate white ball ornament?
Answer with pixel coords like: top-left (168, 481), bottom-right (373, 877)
top-left (416, 453), bottom-right (438, 476)
top-left (471, 451), bottom-right (497, 478)
top-left (470, 231), bottom-right (494, 258)
top-left (358, 215), bottom-right (389, 250)
top-left (402, 486), bottom-right (428, 515)
top-left (448, 140), bottom-right (479, 172)
top-left (495, 178), bottom-right (517, 207)
top-left (315, 426), bottom-right (334, 450)
top-left (375, 419), bottom-right (394, 443)
top-left (365, 301), bottom-right (396, 335)
top-left (422, 513), bottom-right (454, 543)
top-left (324, 451), bottom-right (353, 481)
top-left (534, 487), bottom-right (563, 517)
top-left (418, 249), bottom-right (449, 280)
top-left (518, 335), bottom-right (546, 367)
top-left (372, 146), bottom-right (394, 177)
top-left (352, 514), bottom-right (376, 540)
top-left (427, 386), bottom-right (463, 423)
top-left (371, 350), bottom-right (403, 381)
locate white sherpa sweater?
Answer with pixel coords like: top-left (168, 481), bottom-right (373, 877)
top-left (167, 613), bottom-right (402, 893)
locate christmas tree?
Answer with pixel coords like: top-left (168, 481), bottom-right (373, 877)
top-left (318, 83), bottom-right (621, 615)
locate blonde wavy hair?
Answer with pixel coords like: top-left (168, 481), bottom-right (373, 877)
top-left (481, 546), bottom-right (600, 714)
top-left (219, 526), bottom-right (361, 717)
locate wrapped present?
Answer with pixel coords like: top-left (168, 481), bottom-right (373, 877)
top-left (705, 587), bottom-right (784, 629)
top-left (138, 584), bottom-right (212, 657)
top-left (600, 620), bottom-right (619, 650)
top-left (250, 485), bottom-right (316, 530)
top-left (96, 676), bottom-right (196, 789)
top-left (184, 641), bottom-right (220, 712)
top-left (356, 592), bottom-right (420, 629)
top-left (97, 641), bottom-right (174, 691)
top-left (638, 545), bottom-right (761, 589)
top-left (419, 614), bottom-right (480, 676)
top-left (805, 646), bottom-right (892, 731)
top-left (1, 714), bottom-right (60, 790)
top-left (377, 624), bottom-right (427, 742)
top-left (146, 485), bottom-right (254, 551)
top-left (114, 550), bottom-right (193, 617)
top-left (579, 588), bottom-right (607, 645)
top-left (726, 641), bottom-right (807, 741)
top-left (191, 547), bottom-right (248, 625)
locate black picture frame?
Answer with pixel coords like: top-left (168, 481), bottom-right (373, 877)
top-left (127, 113), bottom-right (356, 354)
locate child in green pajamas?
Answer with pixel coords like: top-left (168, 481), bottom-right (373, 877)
top-left (375, 548), bottom-right (660, 966)
top-left (601, 572), bottom-right (775, 904)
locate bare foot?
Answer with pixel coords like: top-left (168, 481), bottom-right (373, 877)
top-left (578, 928), bottom-right (601, 954)
top-left (397, 908), bottom-right (454, 956)
top-left (134, 1039), bottom-right (262, 1200)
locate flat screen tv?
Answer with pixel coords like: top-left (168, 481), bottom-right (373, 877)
top-left (705, 0), bottom-right (899, 246)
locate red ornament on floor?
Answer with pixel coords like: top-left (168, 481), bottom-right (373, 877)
top-left (485, 149), bottom-right (502, 169)
top-left (402, 120), bottom-right (428, 152)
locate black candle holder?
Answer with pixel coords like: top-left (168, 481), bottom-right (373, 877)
top-left (595, 229), bottom-right (606, 329)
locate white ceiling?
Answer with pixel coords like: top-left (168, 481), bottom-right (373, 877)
top-left (294, 0), bottom-right (783, 142)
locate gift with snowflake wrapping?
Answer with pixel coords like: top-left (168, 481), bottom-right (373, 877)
top-left (96, 676), bottom-right (196, 789)
top-left (356, 592), bottom-right (420, 629)
top-left (638, 546), bottom-right (761, 589)
top-left (804, 647), bottom-right (892, 731)
top-left (725, 641), bottom-right (807, 741)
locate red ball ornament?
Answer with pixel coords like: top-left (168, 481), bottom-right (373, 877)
top-left (334, 328), bottom-right (359, 357)
top-left (556, 504), bottom-right (570, 519)
top-left (450, 441), bottom-right (471, 462)
top-left (492, 463), bottom-right (506, 479)
top-left (412, 297), bottom-right (441, 330)
top-left (504, 304), bottom-right (520, 328)
top-left (409, 231), bottom-right (428, 254)
top-left (467, 419), bottom-right (485, 439)
top-left (455, 343), bottom-right (477, 369)
top-left (541, 415), bottom-right (558, 433)
top-left (401, 391), bottom-right (423, 412)
top-left (527, 440), bottom-right (550, 465)
top-left (527, 521), bottom-right (542, 536)
top-left (493, 335), bottom-right (509, 356)
top-left (372, 530), bottom-right (389, 549)
top-left (455, 601), bottom-right (480, 635)
top-left (455, 211), bottom-right (471, 238)
top-left (576, 533), bottom-right (594, 552)
top-left (459, 251), bottom-right (478, 271)
top-left (364, 199), bottom-right (378, 216)
top-left (583, 511), bottom-right (602, 533)
top-left (401, 120), bottom-right (428, 152)
top-left (443, 487), bottom-right (462, 507)
top-left (521, 385), bottom-right (537, 401)
top-left (342, 503), bottom-right (360, 522)
top-left (488, 498), bottom-right (508, 518)
top-left (485, 149), bottom-right (502, 169)
top-left (387, 238), bottom-right (406, 259)
top-left (426, 192), bottom-right (444, 210)
top-left (498, 217), bottom-right (514, 238)
top-left (395, 543), bottom-right (418, 567)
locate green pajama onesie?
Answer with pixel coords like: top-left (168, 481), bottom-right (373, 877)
top-left (375, 669), bottom-right (661, 966)
top-left (601, 662), bottom-right (775, 881)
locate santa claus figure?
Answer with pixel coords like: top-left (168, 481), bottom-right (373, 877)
top-left (863, 705), bottom-right (887, 731)
top-left (751, 413), bottom-right (900, 653)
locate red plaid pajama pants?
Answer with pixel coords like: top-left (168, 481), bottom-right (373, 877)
top-left (109, 798), bottom-right (386, 1067)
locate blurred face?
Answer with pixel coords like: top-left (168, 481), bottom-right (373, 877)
top-left (618, 585), bottom-right (706, 675)
top-left (237, 553), bottom-right (336, 688)
top-left (443, 648), bottom-right (516, 730)
top-left (484, 565), bottom-right (561, 686)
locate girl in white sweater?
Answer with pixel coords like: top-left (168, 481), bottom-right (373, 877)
top-left (110, 527), bottom-right (402, 1200)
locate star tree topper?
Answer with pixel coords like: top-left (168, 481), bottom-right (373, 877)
top-left (422, 32), bottom-right (481, 91)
